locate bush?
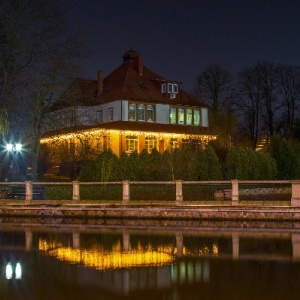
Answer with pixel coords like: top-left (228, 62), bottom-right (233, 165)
top-left (224, 147), bottom-right (277, 180)
top-left (269, 137), bottom-right (300, 179)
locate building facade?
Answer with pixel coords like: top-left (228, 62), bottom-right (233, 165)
top-left (40, 50), bottom-right (215, 176)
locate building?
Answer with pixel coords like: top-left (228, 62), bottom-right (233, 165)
top-left (40, 50), bottom-right (215, 177)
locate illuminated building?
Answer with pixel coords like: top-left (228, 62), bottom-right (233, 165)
top-left (40, 50), bottom-right (216, 175)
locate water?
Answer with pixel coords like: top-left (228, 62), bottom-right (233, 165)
top-left (1, 220), bottom-right (300, 300)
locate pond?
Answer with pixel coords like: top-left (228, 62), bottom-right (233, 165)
top-left (1, 219), bottom-right (300, 300)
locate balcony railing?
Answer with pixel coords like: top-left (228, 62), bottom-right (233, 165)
top-left (0, 180), bottom-right (300, 207)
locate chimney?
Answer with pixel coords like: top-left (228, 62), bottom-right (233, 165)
top-left (97, 70), bottom-right (103, 96)
top-left (122, 50), bottom-right (143, 76)
top-left (134, 55), bottom-right (143, 76)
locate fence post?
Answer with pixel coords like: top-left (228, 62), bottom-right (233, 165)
top-left (72, 181), bottom-right (80, 201)
top-left (175, 180), bottom-right (183, 205)
top-left (291, 180), bottom-right (300, 207)
top-left (231, 179), bottom-right (239, 205)
top-left (25, 181), bottom-right (32, 204)
top-left (122, 180), bottom-right (130, 205)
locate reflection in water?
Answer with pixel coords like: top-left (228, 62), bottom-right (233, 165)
top-left (0, 223), bottom-right (300, 299)
top-left (5, 262), bottom-right (22, 280)
top-left (39, 239), bottom-right (173, 270)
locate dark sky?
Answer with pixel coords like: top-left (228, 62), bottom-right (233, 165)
top-left (61, 0), bottom-right (300, 92)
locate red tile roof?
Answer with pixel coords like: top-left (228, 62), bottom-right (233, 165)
top-left (50, 50), bottom-right (207, 111)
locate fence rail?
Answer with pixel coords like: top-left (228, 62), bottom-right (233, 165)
top-left (0, 180), bottom-right (300, 206)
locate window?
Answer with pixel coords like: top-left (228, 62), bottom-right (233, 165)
top-left (170, 138), bottom-right (179, 149)
top-left (170, 107), bottom-right (176, 124)
top-left (138, 104), bottom-right (145, 121)
top-left (186, 109), bottom-right (192, 125)
top-left (194, 109), bottom-right (200, 126)
top-left (145, 136), bottom-right (157, 153)
top-left (125, 135), bottom-right (138, 153)
top-left (108, 107), bottom-right (113, 122)
top-left (161, 83), bottom-right (166, 93)
top-left (129, 103), bottom-right (136, 121)
top-left (138, 81), bottom-right (146, 89)
top-left (178, 108), bottom-right (185, 124)
top-left (62, 110), bottom-right (74, 127)
top-left (96, 110), bottom-right (103, 124)
top-left (168, 83), bottom-right (178, 94)
top-left (96, 138), bottom-right (101, 152)
top-left (147, 105), bottom-right (154, 122)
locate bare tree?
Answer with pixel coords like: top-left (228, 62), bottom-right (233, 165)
top-left (237, 67), bottom-right (263, 149)
top-left (0, 0), bottom-right (88, 179)
top-left (193, 64), bottom-right (235, 146)
top-left (277, 64), bottom-right (300, 139)
top-left (255, 61), bottom-right (281, 136)
top-left (193, 64), bottom-right (233, 113)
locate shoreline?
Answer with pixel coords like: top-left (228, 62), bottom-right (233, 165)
top-left (0, 203), bottom-right (300, 222)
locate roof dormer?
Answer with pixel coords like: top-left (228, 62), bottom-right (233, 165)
top-left (161, 82), bottom-right (179, 99)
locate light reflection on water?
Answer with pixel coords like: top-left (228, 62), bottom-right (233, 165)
top-left (0, 221), bottom-right (300, 299)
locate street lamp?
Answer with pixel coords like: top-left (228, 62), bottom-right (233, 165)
top-left (6, 143), bottom-right (22, 152)
top-left (3, 142), bottom-right (24, 180)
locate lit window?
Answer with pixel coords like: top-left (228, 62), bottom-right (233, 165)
top-left (161, 83), bottom-right (166, 93)
top-left (108, 107), bottom-right (113, 122)
top-left (170, 138), bottom-right (179, 149)
top-left (147, 105), bottom-right (155, 122)
top-left (138, 104), bottom-right (145, 121)
top-left (96, 110), bottom-right (103, 123)
top-left (145, 136), bottom-right (157, 153)
top-left (186, 109), bottom-right (192, 125)
top-left (168, 83), bottom-right (178, 94)
top-left (126, 135), bottom-right (138, 153)
top-left (129, 103), bottom-right (136, 121)
top-left (170, 107), bottom-right (176, 124)
top-left (178, 108), bottom-right (185, 124)
top-left (194, 109), bottom-right (200, 126)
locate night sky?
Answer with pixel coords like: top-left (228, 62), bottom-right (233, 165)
top-left (61, 0), bottom-right (300, 92)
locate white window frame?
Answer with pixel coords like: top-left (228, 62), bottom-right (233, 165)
top-left (108, 107), bottom-right (113, 122)
top-left (96, 110), bottom-right (103, 124)
top-left (125, 135), bottom-right (139, 153)
top-left (138, 104), bottom-right (145, 121)
top-left (147, 105), bottom-right (155, 122)
top-left (145, 136), bottom-right (157, 153)
top-left (168, 83), bottom-right (178, 94)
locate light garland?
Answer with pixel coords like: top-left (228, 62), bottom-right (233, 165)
top-left (40, 128), bottom-right (216, 144)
